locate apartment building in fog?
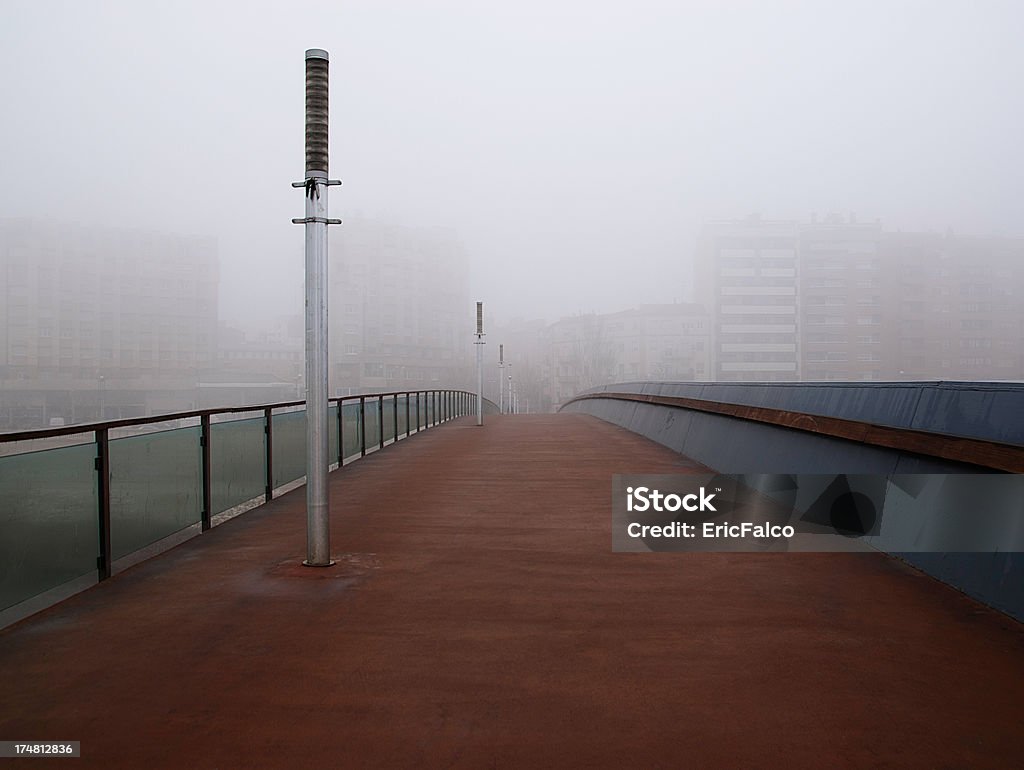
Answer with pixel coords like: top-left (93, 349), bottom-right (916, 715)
top-left (546, 303), bottom-right (710, 409)
top-left (697, 215), bottom-right (1024, 382)
top-left (884, 232), bottom-right (1024, 381)
top-left (328, 218), bottom-right (472, 393)
top-left (0, 219), bottom-right (218, 428)
top-left (799, 218), bottom-right (887, 381)
top-left (696, 218), bottom-right (800, 381)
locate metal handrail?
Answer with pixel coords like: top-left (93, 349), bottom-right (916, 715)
top-left (1, 389), bottom-right (484, 588)
top-left (561, 390), bottom-right (1024, 473)
top-left (0, 389), bottom-right (477, 443)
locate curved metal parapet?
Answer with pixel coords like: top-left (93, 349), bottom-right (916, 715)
top-left (561, 381), bottom-right (1024, 621)
top-left (562, 389), bottom-right (1024, 473)
top-left (570, 380), bottom-right (1024, 447)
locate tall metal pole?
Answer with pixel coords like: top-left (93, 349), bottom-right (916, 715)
top-left (475, 302), bottom-right (485, 426)
top-left (293, 48), bottom-right (341, 568)
top-left (507, 363), bottom-right (513, 416)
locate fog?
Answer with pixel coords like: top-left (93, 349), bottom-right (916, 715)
top-left (2, 1), bottom-right (1023, 427)
top-left (3, 0), bottom-right (1021, 322)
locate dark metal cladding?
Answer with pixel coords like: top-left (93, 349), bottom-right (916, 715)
top-left (305, 56), bottom-right (329, 175)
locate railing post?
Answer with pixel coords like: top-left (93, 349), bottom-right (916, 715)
top-left (264, 407), bottom-right (274, 502)
top-left (416, 392), bottom-right (421, 431)
top-left (360, 396), bottom-right (366, 457)
top-left (393, 394), bottom-right (399, 443)
top-left (378, 395), bottom-right (384, 450)
top-left (406, 392), bottom-right (411, 437)
top-left (95, 427), bottom-right (111, 581)
top-left (200, 414), bottom-right (212, 531)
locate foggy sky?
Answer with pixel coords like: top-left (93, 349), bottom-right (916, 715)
top-left (2, 0), bottom-right (1022, 326)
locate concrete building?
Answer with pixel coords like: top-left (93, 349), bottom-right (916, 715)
top-left (799, 218), bottom-right (887, 381)
top-left (328, 218), bottom-right (473, 394)
top-left (0, 219), bottom-right (218, 429)
top-left (546, 303), bottom-right (710, 410)
top-left (697, 215), bottom-right (1024, 382)
top-left (883, 231), bottom-right (1024, 381)
top-left (697, 217), bottom-right (800, 381)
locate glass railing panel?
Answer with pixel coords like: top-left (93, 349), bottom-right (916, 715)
top-left (0, 443), bottom-right (99, 611)
top-left (397, 395), bottom-right (408, 436)
top-left (365, 400), bottom-right (381, 448)
top-left (341, 402), bottom-right (362, 459)
top-left (328, 404), bottom-right (339, 464)
top-left (210, 416), bottom-right (265, 515)
top-left (109, 426), bottom-right (201, 560)
top-left (383, 398), bottom-right (396, 443)
top-left (272, 409), bottom-right (306, 488)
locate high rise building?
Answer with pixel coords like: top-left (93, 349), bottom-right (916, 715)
top-left (799, 218), bottom-right (886, 381)
top-left (328, 218), bottom-right (472, 393)
top-left (0, 219), bottom-right (218, 428)
top-left (697, 215), bottom-right (1024, 382)
top-left (883, 231), bottom-right (1024, 381)
top-left (696, 217), bottom-right (800, 381)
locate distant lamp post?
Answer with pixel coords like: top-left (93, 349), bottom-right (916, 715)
top-left (475, 302), bottom-right (485, 426)
top-left (507, 363), bottom-right (513, 415)
top-left (498, 343), bottom-right (504, 414)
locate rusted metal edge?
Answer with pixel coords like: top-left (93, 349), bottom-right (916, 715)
top-left (563, 391), bottom-right (1024, 473)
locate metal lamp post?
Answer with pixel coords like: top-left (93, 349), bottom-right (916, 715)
top-left (475, 302), bottom-right (485, 426)
top-left (292, 48), bottom-right (341, 567)
top-left (498, 344), bottom-right (504, 414)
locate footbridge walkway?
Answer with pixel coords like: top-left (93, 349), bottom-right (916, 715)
top-left (1, 399), bottom-right (1023, 767)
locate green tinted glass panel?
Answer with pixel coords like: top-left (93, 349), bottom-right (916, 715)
top-left (0, 443), bottom-right (99, 611)
top-left (329, 405), bottom-right (339, 463)
top-left (383, 397), bottom-right (396, 443)
top-left (427, 394), bottom-right (434, 425)
top-left (397, 395), bottom-right (408, 436)
top-left (365, 400), bottom-right (381, 448)
top-left (211, 417), bottom-right (265, 514)
top-left (342, 402), bottom-right (362, 459)
top-left (272, 410), bottom-right (306, 488)
top-left (109, 427), bottom-right (201, 561)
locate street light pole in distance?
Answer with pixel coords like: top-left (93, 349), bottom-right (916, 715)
top-left (475, 302), bottom-right (485, 426)
top-left (498, 343), bottom-right (504, 414)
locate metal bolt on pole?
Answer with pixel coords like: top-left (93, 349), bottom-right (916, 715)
top-left (475, 302), bottom-right (485, 426)
top-left (292, 48), bottom-right (341, 568)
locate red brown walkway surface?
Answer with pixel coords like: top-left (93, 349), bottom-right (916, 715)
top-left (1, 414), bottom-right (1023, 768)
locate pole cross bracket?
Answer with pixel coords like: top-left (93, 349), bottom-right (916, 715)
top-left (291, 179), bottom-right (343, 187)
top-left (291, 217), bottom-right (343, 225)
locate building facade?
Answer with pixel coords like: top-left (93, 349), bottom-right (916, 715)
top-left (697, 218), bottom-right (800, 381)
top-left (697, 215), bottom-right (1024, 382)
top-left (328, 218), bottom-right (473, 394)
top-left (0, 219), bottom-right (218, 429)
